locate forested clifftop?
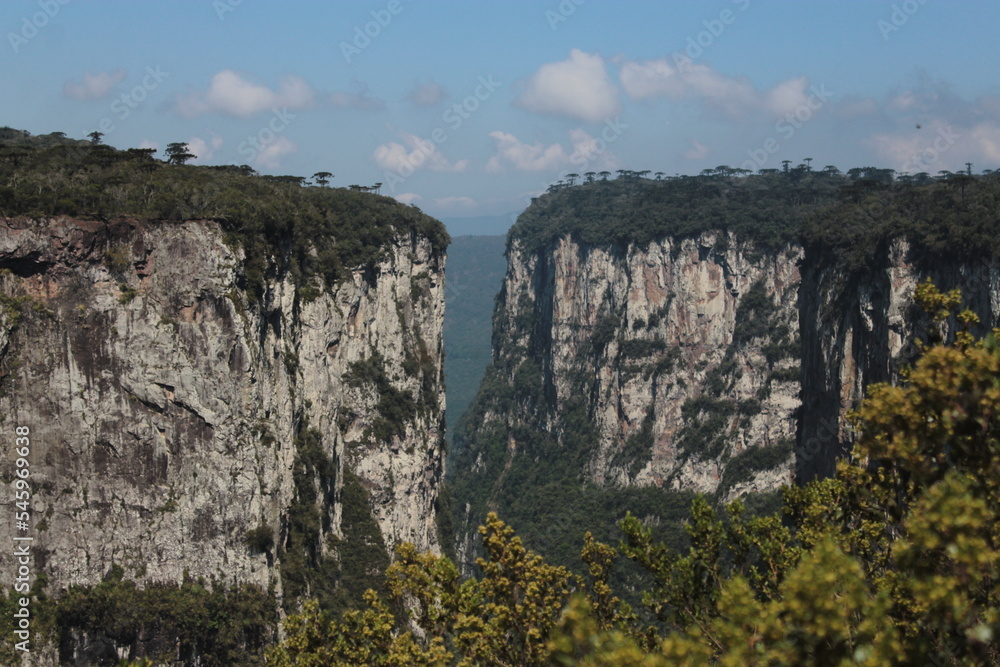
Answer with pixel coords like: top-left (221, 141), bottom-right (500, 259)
top-left (451, 171), bottom-right (1000, 568)
top-left (0, 131), bottom-right (449, 665)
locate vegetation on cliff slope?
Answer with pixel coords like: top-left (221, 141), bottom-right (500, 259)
top-left (270, 282), bottom-right (1000, 665)
top-left (0, 128), bottom-right (444, 663)
top-left (0, 128), bottom-right (448, 297)
top-left (0, 571), bottom-right (278, 666)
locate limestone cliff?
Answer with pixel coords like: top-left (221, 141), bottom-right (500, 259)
top-left (0, 215), bottom-right (445, 615)
top-left (502, 233), bottom-right (801, 496)
top-left (453, 219), bottom-right (1000, 566)
top-left (458, 233), bottom-right (801, 507)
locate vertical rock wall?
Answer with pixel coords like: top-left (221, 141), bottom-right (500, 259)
top-left (0, 216), bottom-right (445, 601)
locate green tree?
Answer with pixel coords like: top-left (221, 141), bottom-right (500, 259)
top-left (165, 142), bottom-right (195, 165)
top-left (269, 514), bottom-right (574, 666)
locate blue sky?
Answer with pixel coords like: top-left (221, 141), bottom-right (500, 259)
top-left (2, 0), bottom-right (999, 232)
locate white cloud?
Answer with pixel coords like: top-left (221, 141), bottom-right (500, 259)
top-left (515, 49), bottom-right (621, 123)
top-left (971, 122), bottom-right (1000, 163)
top-left (888, 91), bottom-right (919, 112)
top-left (138, 139), bottom-right (159, 151)
top-left (187, 134), bottom-right (223, 164)
top-left (868, 124), bottom-right (956, 173)
top-left (406, 80), bottom-right (447, 107)
top-left (63, 69), bottom-right (126, 101)
top-left (255, 136), bottom-right (297, 169)
top-left (566, 128), bottom-right (620, 171)
top-left (485, 131), bottom-right (570, 172)
top-left (373, 130), bottom-right (469, 174)
top-left (619, 58), bottom-right (815, 119)
top-left (619, 59), bottom-right (685, 100)
top-left (485, 128), bottom-right (619, 173)
top-left (330, 81), bottom-right (384, 111)
top-left (867, 82), bottom-right (1000, 173)
top-left (683, 138), bottom-right (709, 160)
top-left (870, 120), bottom-right (1000, 174)
top-left (394, 193), bottom-right (423, 205)
top-left (175, 70), bottom-right (314, 118)
top-left (765, 76), bottom-right (811, 117)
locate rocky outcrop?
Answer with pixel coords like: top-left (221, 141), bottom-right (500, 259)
top-left (0, 216), bottom-right (445, 601)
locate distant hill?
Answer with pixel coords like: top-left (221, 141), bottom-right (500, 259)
top-left (443, 235), bottom-right (507, 445)
top-left (440, 214), bottom-right (515, 237)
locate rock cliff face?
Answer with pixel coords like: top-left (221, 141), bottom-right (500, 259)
top-left (0, 216), bottom-right (445, 601)
top-left (798, 238), bottom-right (1000, 481)
top-left (454, 228), bottom-right (1000, 559)
top-left (478, 232), bottom-right (802, 500)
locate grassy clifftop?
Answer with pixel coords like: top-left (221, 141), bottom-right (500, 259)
top-left (0, 127), bottom-right (448, 295)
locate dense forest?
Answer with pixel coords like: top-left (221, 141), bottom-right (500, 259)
top-left (425, 164), bottom-right (1000, 665)
top-left (0, 127), bottom-right (450, 665)
top-left (512, 165), bottom-right (1000, 271)
top-left (0, 127), bottom-right (448, 299)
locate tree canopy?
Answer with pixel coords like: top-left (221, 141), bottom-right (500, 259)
top-left (510, 169), bottom-right (1000, 274)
